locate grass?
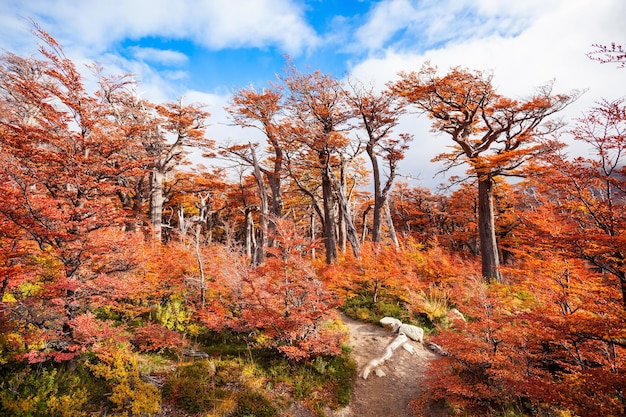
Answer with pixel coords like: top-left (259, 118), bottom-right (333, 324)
top-left (161, 327), bottom-right (357, 416)
top-left (341, 293), bottom-right (417, 326)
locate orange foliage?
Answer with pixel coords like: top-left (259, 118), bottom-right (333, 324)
top-left (198, 218), bottom-right (344, 361)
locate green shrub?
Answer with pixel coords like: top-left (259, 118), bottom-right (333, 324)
top-left (342, 294), bottom-right (414, 325)
top-left (0, 363), bottom-right (88, 417)
top-left (232, 391), bottom-right (277, 417)
top-left (162, 359), bottom-right (238, 415)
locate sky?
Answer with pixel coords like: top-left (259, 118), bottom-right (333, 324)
top-left (1, 0), bottom-right (625, 190)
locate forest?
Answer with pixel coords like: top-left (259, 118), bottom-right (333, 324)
top-left (0, 26), bottom-right (624, 417)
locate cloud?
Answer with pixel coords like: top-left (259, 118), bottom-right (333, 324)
top-left (128, 46), bottom-right (188, 66)
top-left (348, 0), bottom-right (626, 186)
top-left (2, 0), bottom-right (319, 56)
top-left (354, 0), bottom-right (562, 55)
top-left (354, 0), bottom-right (415, 50)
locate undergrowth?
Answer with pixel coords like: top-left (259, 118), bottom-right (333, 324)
top-left (0, 326), bottom-right (356, 417)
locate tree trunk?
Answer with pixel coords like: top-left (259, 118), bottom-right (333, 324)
top-left (266, 145), bottom-right (283, 249)
top-left (336, 187), bottom-right (361, 258)
top-left (310, 210), bottom-right (316, 260)
top-left (385, 202), bottom-right (399, 248)
top-left (338, 203), bottom-right (347, 254)
top-left (149, 169), bottom-right (164, 242)
top-left (244, 207), bottom-right (255, 259)
top-left (333, 163), bottom-right (360, 258)
top-left (250, 144), bottom-right (267, 265)
top-left (361, 204), bottom-right (372, 243)
top-left (477, 176), bottom-right (502, 283)
top-left (321, 161), bottom-right (337, 264)
top-left (367, 145), bottom-right (384, 243)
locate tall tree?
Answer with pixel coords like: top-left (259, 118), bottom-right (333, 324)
top-left (549, 98), bottom-right (626, 307)
top-left (281, 62), bottom-right (351, 264)
top-left (0, 27), bottom-right (143, 360)
top-left (346, 82), bottom-right (411, 244)
top-left (391, 65), bottom-right (578, 282)
top-left (225, 86), bottom-right (290, 262)
top-left (149, 100), bottom-right (212, 242)
top-left (93, 67), bottom-right (159, 231)
top-left (227, 86), bottom-right (286, 220)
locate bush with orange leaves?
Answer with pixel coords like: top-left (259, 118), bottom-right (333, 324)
top-left (199, 218), bottom-right (345, 361)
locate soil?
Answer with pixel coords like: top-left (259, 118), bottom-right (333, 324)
top-left (287, 315), bottom-right (440, 417)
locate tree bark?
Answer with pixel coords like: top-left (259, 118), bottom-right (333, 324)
top-left (336, 184), bottom-right (361, 258)
top-left (310, 210), bottom-right (316, 260)
top-left (149, 169), bottom-right (164, 242)
top-left (333, 163), bottom-right (360, 258)
top-left (250, 144), bottom-right (268, 265)
top-left (478, 175), bottom-right (502, 283)
top-left (385, 202), bottom-right (399, 248)
top-left (368, 144), bottom-right (384, 243)
top-left (321, 159), bottom-right (337, 264)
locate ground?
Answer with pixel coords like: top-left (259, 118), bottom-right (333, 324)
top-left (287, 315), bottom-right (440, 417)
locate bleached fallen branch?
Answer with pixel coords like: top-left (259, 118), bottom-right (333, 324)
top-left (181, 348), bottom-right (210, 358)
top-left (361, 317), bottom-right (425, 379)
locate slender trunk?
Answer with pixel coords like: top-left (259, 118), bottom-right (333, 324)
top-left (332, 168), bottom-right (360, 258)
top-left (477, 175), bottom-right (502, 283)
top-left (337, 189), bottom-right (361, 258)
top-left (321, 161), bottom-right (337, 264)
top-left (361, 204), bottom-right (372, 243)
top-left (338, 203), bottom-right (347, 253)
top-left (385, 202), bottom-right (399, 248)
top-left (367, 145), bottom-right (384, 243)
top-left (310, 210), bottom-right (316, 260)
top-left (266, 171), bottom-right (281, 248)
top-left (149, 169), bottom-right (164, 242)
top-left (250, 144), bottom-right (267, 265)
top-left (244, 207), bottom-right (256, 259)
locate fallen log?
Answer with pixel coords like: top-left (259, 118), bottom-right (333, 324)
top-left (361, 317), bottom-right (425, 379)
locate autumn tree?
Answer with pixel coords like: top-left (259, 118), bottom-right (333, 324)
top-left (387, 182), bottom-right (447, 243)
top-left (227, 86), bottom-right (286, 220)
top-left (346, 81), bottom-right (412, 245)
top-left (548, 99), bottom-right (626, 307)
top-left (391, 65), bottom-right (579, 282)
top-left (0, 26), bottom-right (144, 361)
top-left (149, 100), bottom-right (212, 242)
top-left (281, 62), bottom-right (354, 263)
top-left (199, 218), bottom-right (344, 361)
top-left (92, 67), bottom-right (160, 232)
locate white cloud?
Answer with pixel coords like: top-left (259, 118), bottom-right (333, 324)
top-left (194, 0), bottom-right (321, 53)
top-left (354, 0), bottom-right (557, 55)
top-left (2, 0), bottom-right (319, 56)
top-left (348, 0), bottom-right (626, 187)
top-left (355, 0), bottom-right (415, 50)
top-left (128, 47), bottom-right (188, 66)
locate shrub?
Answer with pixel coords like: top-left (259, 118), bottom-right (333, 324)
top-left (162, 359), bottom-right (237, 415)
top-left (0, 364), bottom-right (88, 417)
top-left (87, 351), bottom-right (160, 416)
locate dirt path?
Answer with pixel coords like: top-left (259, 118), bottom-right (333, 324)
top-left (328, 315), bottom-right (438, 417)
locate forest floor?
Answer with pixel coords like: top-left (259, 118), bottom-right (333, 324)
top-left (287, 315), bottom-right (443, 417)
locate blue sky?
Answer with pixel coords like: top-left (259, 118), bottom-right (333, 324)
top-left (1, 0), bottom-right (625, 188)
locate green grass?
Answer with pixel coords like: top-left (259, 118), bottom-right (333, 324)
top-left (162, 327), bottom-right (357, 415)
top-left (341, 293), bottom-right (416, 325)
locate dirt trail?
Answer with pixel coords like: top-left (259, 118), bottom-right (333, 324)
top-left (328, 315), bottom-right (438, 417)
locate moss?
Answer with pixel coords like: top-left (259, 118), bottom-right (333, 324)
top-left (342, 294), bottom-right (415, 325)
top-left (232, 391), bottom-right (277, 417)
